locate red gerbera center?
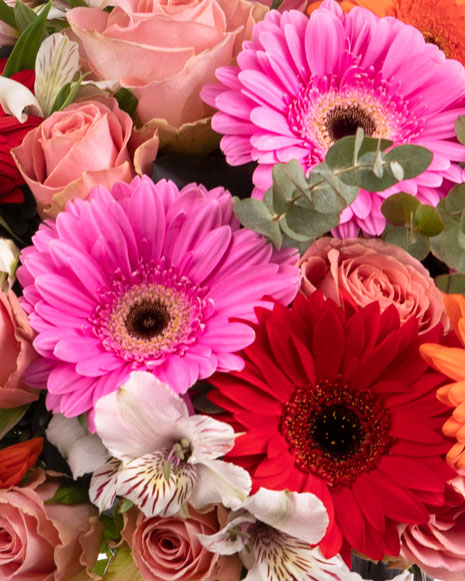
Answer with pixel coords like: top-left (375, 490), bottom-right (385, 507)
top-left (281, 378), bottom-right (392, 486)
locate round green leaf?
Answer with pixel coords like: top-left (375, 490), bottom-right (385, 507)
top-left (414, 204), bottom-right (444, 237)
top-left (381, 193), bottom-right (420, 226)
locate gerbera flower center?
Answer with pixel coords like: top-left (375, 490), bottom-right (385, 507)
top-left (325, 105), bottom-right (376, 142)
top-left (280, 377), bottom-right (393, 486)
top-left (125, 300), bottom-right (170, 339)
top-left (288, 81), bottom-right (416, 166)
top-left (91, 259), bottom-right (214, 363)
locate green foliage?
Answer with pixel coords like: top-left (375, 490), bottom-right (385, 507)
top-left (45, 480), bottom-right (90, 505)
top-left (14, 0), bottom-right (37, 32)
top-left (233, 129), bottom-right (433, 249)
top-left (0, 0), bottom-right (16, 28)
top-left (50, 73), bottom-right (88, 114)
top-left (455, 115), bottom-right (465, 145)
top-left (114, 87), bottom-right (138, 118)
top-left (435, 274), bottom-right (465, 294)
top-left (0, 405), bottom-right (29, 440)
top-left (3, 0), bottom-right (50, 76)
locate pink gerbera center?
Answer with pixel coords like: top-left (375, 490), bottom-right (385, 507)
top-left (280, 376), bottom-right (393, 486)
top-left (91, 259), bottom-right (212, 363)
top-left (288, 76), bottom-right (420, 165)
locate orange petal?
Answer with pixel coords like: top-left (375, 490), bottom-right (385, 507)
top-left (420, 344), bottom-right (465, 381)
top-left (0, 437), bottom-right (43, 487)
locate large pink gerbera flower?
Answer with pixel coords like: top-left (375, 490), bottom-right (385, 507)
top-left (18, 176), bottom-right (300, 420)
top-left (202, 0), bottom-right (465, 236)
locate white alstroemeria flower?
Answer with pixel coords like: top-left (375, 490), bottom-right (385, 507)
top-left (89, 371), bottom-right (251, 517)
top-left (0, 76), bottom-right (42, 122)
top-left (199, 488), bottom-right (415, 581)
top-left (34, 32), bottom-right (80, 117)
top-left (0, 238), bottom-right (19, 291)
top-left (199, 489), bottom-right (355, 581)
top-left (46, 414), bottom-right (110, 478)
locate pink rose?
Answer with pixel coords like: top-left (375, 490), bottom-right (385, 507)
top-left (122, 505), bottom-right (242, 581)
top-left (0, 469), bottom-right (103, 580)
top-left (11, 97), bottom-right (134, 218)
top-left (400, 471), bottom-right (465, 581)
top-left (66, 0), bottom-right (267, 152)
top-left (0, 291), bottom-right (38, 408)
top-left (298, 237), bottom-right (448, 333)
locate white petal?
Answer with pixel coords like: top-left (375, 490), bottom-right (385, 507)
top-left (183, 414), bottom-right (237, 463)
top-left (244, 527), bottom-right (363, 581)
top-left (94, 371), bottom-right (188, 461)
top-left (189, 459), bottom-right (252, 511)
top-left (34, 32), bottom-right (80, 117)
top-left (242, 488), bottom-right (329, 545)
top-left (0, 238), bottom-right (19, 291)
top-left (47, 414), bottom-right (109, 479)
top-left (117, 449), bottom-right (197, 518)
top-left (89, 458), bottom-right (121, 513)
top-left (198, 511), bottom-right (256, 556)
top-left (0, 75), bottom-right (42, 122)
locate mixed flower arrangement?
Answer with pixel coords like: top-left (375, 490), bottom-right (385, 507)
top-left (0, 0), bottom-right (465, 579)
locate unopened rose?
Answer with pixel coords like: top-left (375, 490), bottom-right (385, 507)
top-left (0, 469), bottom-right (103, 580)
top-left (298, 237), bottom-right (448, 333)
top-left (122, 505), bottom-right (242, 581)
top-left (0, 291), bottom-right (38, 408)
top-left (11, 97), bottom-right (134, 218)
top-left (66, 0), bottom-right (267, 152)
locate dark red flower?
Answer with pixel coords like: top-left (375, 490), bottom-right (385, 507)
top-left (209, 293), bottom-right (456, 563)
top-left (0, 59), bottom-right (41, 204)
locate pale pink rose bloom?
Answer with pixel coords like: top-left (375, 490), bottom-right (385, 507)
top-left (66, 0), bottom-right (267, 150)
top-left (122, 505), bottom-right (242, 581)
top-left (0, 469), bottom-right (103, 580)
top-left (298, 237), bottom-right (448, 333)
top-left (11, 97), bottom-right (134, 218)
top-left (0, 291), bottom-right (38, 408)
top-left (400, 471), bottom-right (465, 581)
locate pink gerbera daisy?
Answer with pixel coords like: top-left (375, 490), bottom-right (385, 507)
top-left (202, 0), bottom-right (465, 236)
top-left (18, 176), bottom-right (300, 420)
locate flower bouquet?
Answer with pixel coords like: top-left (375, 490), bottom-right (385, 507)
top-left (0, 0), bottom-right (465, 579)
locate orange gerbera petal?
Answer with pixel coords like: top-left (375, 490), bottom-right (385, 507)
top-left (0, 437), bottom-right (43, 487)
top-left (444, 294), bottom-right (465, 346)
top-left (308, 0), bottom-right (465, 65)
top-left (420, 344), bottom-right (465, 381)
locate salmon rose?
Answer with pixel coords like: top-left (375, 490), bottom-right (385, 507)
top-left (66, 0), bottom-right (267, 152)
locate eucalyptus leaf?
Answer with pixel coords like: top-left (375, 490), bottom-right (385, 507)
top-left (283, 205), bottom-right (339, 239)
top-left (3, 0), bottom-right (51, 77)
top-left (44, 481), bottom-right (90, 505)
top-left (455, 115), bottom-right (465, 146)
top-left (0, 404), bottom-right (29, 440)
top-left (384, 145), bottom-right (433, 180)
top-left (118, 498), bottom-right (134, 513)
top-left (435, 273), bottom-right (465, 294)
top-left (445, 183), bottom-right (465, 215)
top-left (271, 159), bottom-right (309, 214)
top-left (381, 193), bottom-right (420, 226)
top-left (414, 204), bottom-right (444, 237)
top-left (310, 163), bottom-right (359, 211)
top-left (325, 131), bottom-right (392, 172)
top-left (0, 0), bottom-right (16, 28)
top-left (383, 224), bottom-right (430, 261)
top-left (232, 197), bottom-right (282, 248)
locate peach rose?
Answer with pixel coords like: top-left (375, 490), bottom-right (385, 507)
top-left (0, 291), bottom-right (38, 408)
top-left (66, 0), bottom-right (267, 152)
top-left (298, 237), bottom-right (448, 333)
top-left (400, 471), bottom-right (465, 581)
top-left (122, 505), bottom-right (242, 581)
top-left (0, 469), bottom-right (103, 580)
top-left (11, 97), bottom-right (134, 218)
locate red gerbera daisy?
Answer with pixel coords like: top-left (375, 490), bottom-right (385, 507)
top-left (209, 293), bottom-right (456, 562)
